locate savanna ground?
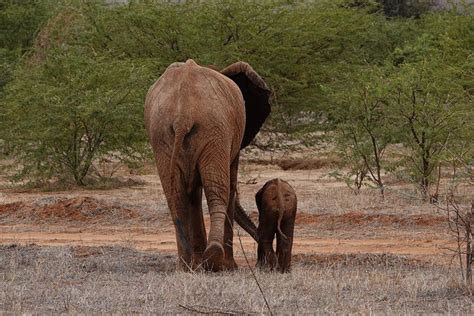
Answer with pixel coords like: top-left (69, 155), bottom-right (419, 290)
top-left (0, 148), bottom-right (473, 314)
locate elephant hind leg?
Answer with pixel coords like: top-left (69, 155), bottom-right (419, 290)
top-left (257, 209), bottom-right (278, 271)
top-left (202, 241), bottom-right (225, 272)
top-left (170, 192), bottom-right (194, 271)
top-left (188, 186), bottom-right (207, 270)
top-left (172, 189), bottom-right (207, 272)
top-left (199, 151), bottom-right (231, 272)
top-left (170, 179), bottom-right (208, 272)
top-left (257, 235), bottom-right (277, 271)
top-left (276, 216), bottom-right (295, 273)
top-left (157, 159), bottom-right (197, 271)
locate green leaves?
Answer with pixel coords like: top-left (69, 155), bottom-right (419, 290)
top-left (330, 8), bottom-right (473, 198)
top-left (0, 0), bottom-right (472, 190)
top-left (1, 48), bottom-right (150, 185)
top-left (0, 0), bottom-right (55, 94)
top-left (387, 56), bottom-right (471, 199)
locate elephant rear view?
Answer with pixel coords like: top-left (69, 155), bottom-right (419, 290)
top-left (144, 59), bottom-right (270, 271)
top-left (256, 178), bottom-right (297, 273)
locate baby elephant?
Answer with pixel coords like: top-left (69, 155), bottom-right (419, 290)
top-left (255, 178), bottom-right (297, 272)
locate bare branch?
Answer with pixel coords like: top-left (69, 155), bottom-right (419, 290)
top-left (237, 229), bottom-right (273, 316)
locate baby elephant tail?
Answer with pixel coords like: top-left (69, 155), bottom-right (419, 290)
top-left (276, 186), bottom-right (288, 240)
top-left (277, 209), bottom-right (287, 240)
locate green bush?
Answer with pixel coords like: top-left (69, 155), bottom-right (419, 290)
top-left (0, 0), bottom-right (54, 94)
top-left (2, 50), bottom-right (150, 185)
top-left (331, 66), bottom-right (394, 195)
top-left (0, 0), bottom-right (472, 193)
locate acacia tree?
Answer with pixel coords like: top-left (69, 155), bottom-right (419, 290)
top-left (386, 11), bottom-right (473, 200)
top-left (90, 0), bottom-right (401, 133)
top-left (1, 50), bottom-right (149, 185)
top-left (332, 66), bottom-right (394, 195)
top-left (1, 0), bottom-right (471, 189)
top-left (388, 59), bottom-right (468, 200)
top-left (0, 1), bottom-right (156, 186)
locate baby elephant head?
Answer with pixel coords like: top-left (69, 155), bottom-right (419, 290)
top-left (255, 178), bottom-right (297, 273)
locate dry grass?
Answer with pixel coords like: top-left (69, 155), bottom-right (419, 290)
top-left (0, 245), bottom-right (471, 314)
top-left (1, 152), bottom-right (473, 314)
top-left (242, 157), bottom-right (339, 171)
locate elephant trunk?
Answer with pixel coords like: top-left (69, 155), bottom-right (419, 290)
top-left (234, 198), bottom-right (258, 242)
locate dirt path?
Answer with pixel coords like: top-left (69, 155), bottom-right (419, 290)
top-left (0, 228), bottom-right (451, 257)
top-left (0, 162), bottom-right (462, 267)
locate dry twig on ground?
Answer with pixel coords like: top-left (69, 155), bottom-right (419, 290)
top-left (237, 228), bottom-right (273, 316)
top-left (442, 194), bottom-right (474, 293)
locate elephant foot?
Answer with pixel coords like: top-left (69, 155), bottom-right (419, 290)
top-left (190, 253), bottom-right (204, 271)
top-left (176, 258), bottom-right (193, 272)
top-left (175, 254), bottom-right (205, 272)
top-left (277, 266), bottom-right (291, 273)
top-left (223, 258), bottom-right (238, 271)
top-left (202, 241), bottom-right (224, 272)
top-left (257, 254), bottom-right (278, 271)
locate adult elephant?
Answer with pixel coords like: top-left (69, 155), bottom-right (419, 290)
top-left (144, 59), bottom-right (270, 271)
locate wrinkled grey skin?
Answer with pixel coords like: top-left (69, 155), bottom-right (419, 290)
top-left (144, 59), bottom-right (270, 271)
top-left (256, 178), bottom-right (297, 273)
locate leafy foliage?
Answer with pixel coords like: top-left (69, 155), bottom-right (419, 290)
top-left (331, 66), bottom-right (394, 195)
top-left (0, 0), bottom-right (54, 94)
top-left (2, 50), bottom-right (149, 185)
top-left (387, 11), bottom-right (473, 199)
top-left (0, 0), bottom-right (472, 192)
top-left (388, 59), bottom-right (471, 200)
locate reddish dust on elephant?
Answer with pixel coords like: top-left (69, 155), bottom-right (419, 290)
top-left (144, 59), bottom-right (271, 271)
top-left (256, 178), bottom-right (297, 272)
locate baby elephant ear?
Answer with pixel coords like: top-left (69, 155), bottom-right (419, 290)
top-left (255, 186), bottom-right (265, 212)
top-left (221, 62), bottom-right (271, 149)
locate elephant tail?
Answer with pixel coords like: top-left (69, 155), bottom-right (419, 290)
top-left (169, 119), bottom-right (193, 222)
top-left (277, 208), bottom-right (287, 240)
top-left (276, 180), bottom-right (288, 240)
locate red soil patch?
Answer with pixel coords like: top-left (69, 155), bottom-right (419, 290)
top-left (296, 211), bottom-right (445, 228)
top-left (0, 197), bottom-right (139, 224)
top-left (0, 198), bottom-right (444, 229)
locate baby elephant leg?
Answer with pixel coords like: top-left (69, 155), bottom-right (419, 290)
top-left (257, 240), bottom-right (277, 270)
top-left (257, 215), bottom-right (277, 270)
top-left (276, 215), bottom-right (295, 273)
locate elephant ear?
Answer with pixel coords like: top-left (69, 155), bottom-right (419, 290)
top-left (255, 186), bottom-right (265, 212)
top-left (221, 62), bottom-right (271, 149)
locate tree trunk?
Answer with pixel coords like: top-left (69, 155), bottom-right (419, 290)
top-left (467, 201), bottom-right (474, 293)
top-left (421, 150), bottom-right (430, 201)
